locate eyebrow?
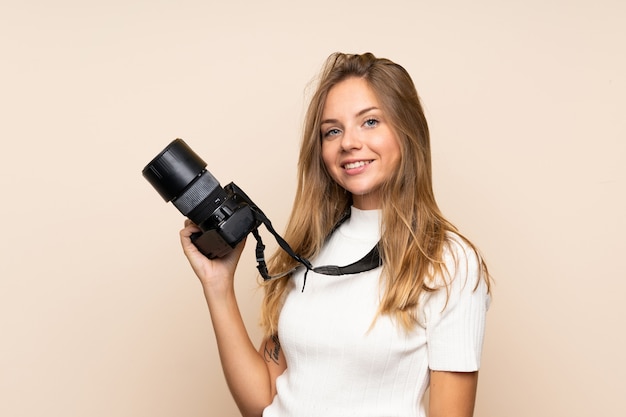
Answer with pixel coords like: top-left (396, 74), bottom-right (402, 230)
top-left (320, 106), bottom-right (380, 125)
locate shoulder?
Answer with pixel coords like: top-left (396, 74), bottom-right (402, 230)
top-left (437, 232), bottom-right (483, 285)
top-left (419, 232), bottom-right (491, 333)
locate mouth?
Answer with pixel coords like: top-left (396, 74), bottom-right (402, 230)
top-left (342, 160), bottom-right (373, 170)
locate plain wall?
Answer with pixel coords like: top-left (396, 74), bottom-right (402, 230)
top-left (1, 1), bottom-right (624, 416)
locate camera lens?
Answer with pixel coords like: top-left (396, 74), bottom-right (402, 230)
top-left (142, 138), bottom-right (227, 226)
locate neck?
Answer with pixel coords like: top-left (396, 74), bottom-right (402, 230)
top-left (352, 193), bottom-right (381, 210)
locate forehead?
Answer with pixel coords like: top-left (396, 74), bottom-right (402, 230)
top-left (322, 77), bottom-right (380, 116)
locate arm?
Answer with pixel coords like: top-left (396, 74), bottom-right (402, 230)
top-left (426, 238), bottom-right (489, 416)
top-left (259, 333), bottom-right (288, 398)
top-left (428, 370), bottom-right (478, 417)
top-left (180, 221), bottom-right (280, 417)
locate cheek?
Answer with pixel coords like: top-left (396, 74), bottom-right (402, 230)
top-left (383, 140), bottom-right (403, 181)
top-left (321, 142), bottom-right (336, 172)
top-left (383, 135), bottom-right (402, 167)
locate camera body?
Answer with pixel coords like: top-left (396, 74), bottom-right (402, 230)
top-left (142, 138), bottom-right (259, 259)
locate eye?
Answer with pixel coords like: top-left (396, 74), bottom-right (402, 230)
top-left (364, 118), bottom-right (379, 128)
top-left (323, 128), bottom-right (342, 138)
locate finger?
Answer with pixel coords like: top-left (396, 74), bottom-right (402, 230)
top-left (180, 225), bottom-right (201, 243)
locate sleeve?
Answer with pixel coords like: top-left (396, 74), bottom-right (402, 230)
top-left (423, 236), bottom-right (491, 372)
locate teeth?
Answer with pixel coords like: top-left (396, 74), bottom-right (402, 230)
top-left (344, 161), bottom-right (371, 170)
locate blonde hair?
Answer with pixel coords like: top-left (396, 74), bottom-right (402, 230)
top-left (260, 52), bottom-right (490, 335)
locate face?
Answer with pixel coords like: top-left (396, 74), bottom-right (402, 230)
top-left (320, 77), bottom-right (401, 210)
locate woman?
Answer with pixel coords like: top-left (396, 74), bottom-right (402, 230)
top-left (180, 52), bottom-right (491, 417)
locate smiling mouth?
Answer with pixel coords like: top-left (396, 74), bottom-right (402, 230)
top-left (343, 160), bottom-right (372, 170)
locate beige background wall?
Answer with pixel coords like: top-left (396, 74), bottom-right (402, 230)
top-left (1, 1), bottom-right (624, 416)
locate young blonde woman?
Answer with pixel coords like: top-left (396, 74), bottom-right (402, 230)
top-left (180, 52), bottom-right (491, 417)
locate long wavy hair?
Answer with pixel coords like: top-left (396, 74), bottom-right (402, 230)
top-left (260, 52), bottom-right (490, 335)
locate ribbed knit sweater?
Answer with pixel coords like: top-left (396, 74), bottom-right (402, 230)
top-left (263, 207), bottom-right (490, 417)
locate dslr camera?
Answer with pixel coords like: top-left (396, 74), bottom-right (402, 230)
top-left (142, 138), bottom-right (381, 284)
top-left (142, 138), bottom-right (259, 259)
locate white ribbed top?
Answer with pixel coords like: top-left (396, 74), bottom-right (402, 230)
top-left (263, 207), bottom-right (490, 417)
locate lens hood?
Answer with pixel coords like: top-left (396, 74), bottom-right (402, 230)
top-left (142, 138), bottom-right (207, 202)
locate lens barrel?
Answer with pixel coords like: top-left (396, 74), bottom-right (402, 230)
top-left (142, 138), bottom-right (228, 226)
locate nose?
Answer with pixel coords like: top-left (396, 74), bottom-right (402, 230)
top-left (340, 127), bottom-right (362, 151)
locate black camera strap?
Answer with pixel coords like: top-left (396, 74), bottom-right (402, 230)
top-left (248, 204), bottom-right (381, 291)
top-left (228, 184), bottom-right (381, 290)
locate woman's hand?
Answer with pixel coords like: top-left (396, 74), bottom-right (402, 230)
top-left (179, 219), bottom-right (247, 294)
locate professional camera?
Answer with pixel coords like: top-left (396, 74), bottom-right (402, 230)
top-left (142, 138), bottom-right (259, 259)
top-left (142, 138), bottom-right (381, 287)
